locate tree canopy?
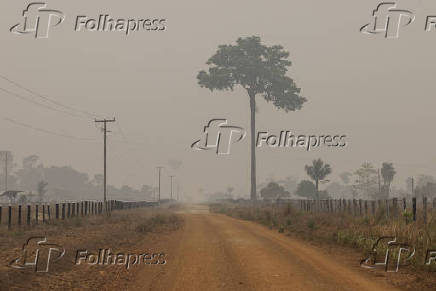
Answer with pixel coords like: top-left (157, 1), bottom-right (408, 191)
top-left (197, 36), bottom-right (306, 111)
top-left (260, 182), bottom-right (290, 200)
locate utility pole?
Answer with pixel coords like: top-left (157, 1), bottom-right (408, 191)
top-left (169, 175), bottom-right (175, 200)
top-left (4, 151), bottom-right (8, 192)
top-left (95, 118), bottom-right (116, 215)
top-left (156, 166), bottom-right (164, 203)
top-left (377, 168), bottom-right (381, 194)
top-left (177, 182), bottom-right (179, 201)
top-left (411, 177), bottom-right (414, 196)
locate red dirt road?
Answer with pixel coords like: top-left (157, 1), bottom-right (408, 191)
top-left (132, 205), bottom-right (398, 291)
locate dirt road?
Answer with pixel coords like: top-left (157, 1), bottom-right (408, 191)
top-left (132, 205), bottom-right (398, 291)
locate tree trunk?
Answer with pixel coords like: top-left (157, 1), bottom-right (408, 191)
top-left (315, 179), bottom-right (319, 200)
top-left (249, 92), bottom-right (257, 200)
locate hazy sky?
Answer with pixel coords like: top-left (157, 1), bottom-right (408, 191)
top-left (0, 0), bottom-right (435, 200)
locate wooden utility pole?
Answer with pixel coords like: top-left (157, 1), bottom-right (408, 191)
top-left (94, 118), bottom-right (116, 215)
top-left (169, 175), bottom-right (175, 200)
top-left (377, 168), bottom-right (381, 194)
top-left (156, 167), bottom-right (164, 203)
top-left (4, 151), bottom-right (8, 192)
top-left (411, 177), bottom-right (414, 196)
top-left (177, 182), bottom-right (179, 201)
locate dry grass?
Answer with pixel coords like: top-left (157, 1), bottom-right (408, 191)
top-left (210, 202), bottom-right (436, 272)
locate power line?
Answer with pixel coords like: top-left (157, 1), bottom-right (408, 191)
top-left (0, 87), bottom-right (83, 118)
top-left (4, 117), bottom-right (98, 141)
top-left (0, 74), bottom-right (100, 119)
top-left (116, 122), bottom-right (129, 143)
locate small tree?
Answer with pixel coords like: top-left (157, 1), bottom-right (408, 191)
top-left (304, 159), bottom-right (332, 199)
top-left (198, 36), bottom-right (306, 200)
top-left (295, 180), bottom-right (329, 199)
top-left (380, 162), bottom-right (395, 198)
top-left (18, 194), bottom-right (28, 204)
top-left (37, 180), bottom-right (48, 202)
top-left (354, 163), bottom-right (378, 199)
top-left (260, 182), bottom-right (290, 200)
top-left (0, 190), bottom-right (22, 204)
top-left (226, 186), bottom-right (234, 198)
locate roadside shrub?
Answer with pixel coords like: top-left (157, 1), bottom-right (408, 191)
top-left (307, 219), bottom-right (316, 230)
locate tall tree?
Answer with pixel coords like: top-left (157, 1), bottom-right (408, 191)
top-left (197, 36), bottom-right (306, 200)
top-left (304, 159), bottom-right (332, 199)
top-left (353, 162), bottom-right (378, 198)
top-left (380, 162), bottom-right (396, 198)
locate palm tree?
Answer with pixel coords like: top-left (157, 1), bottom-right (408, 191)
top-left (197, 36), bottom-right (306, 200)
top-left (305, 159), bottom-right (332, 199)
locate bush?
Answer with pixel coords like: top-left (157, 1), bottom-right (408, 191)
top-left (307, 219), bottom-right (316, 230)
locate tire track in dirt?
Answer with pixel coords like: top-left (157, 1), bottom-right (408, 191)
top-left (131, 206), bottom-right (398, 291)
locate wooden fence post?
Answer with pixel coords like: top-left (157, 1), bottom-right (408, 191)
top-left (8, 206), bottom-right (12, 230)
top-left (423, 197), bottom-right (427, 224)
top-left (62, 203), bottom-right (65, 220)
top-left (359, 199), bottom-right (362, 216)
top-left (35, 205), bottom-right (39, 224)
top-left (56, 204), bottom-right (59, 219)
top-left (364, 200), bottom-right (368, 216)
top-left (352, 199), bottom-right (356, 216)
top-left (67, 203), bottom-right (71, 218)
top-left (385, 200), bottom-right (390, 219)
top-left (412, 197), bottom-right (417, 222)
top-left (0, 206), bottom-right (2, 224)
top-left (18, 205), bottom-right (22, 226)
top-left (403, 198), bottom-right (407, 211)
top-left (371, 200), bottom-right (376, 216)
top-left (27, 205), bottom-right (31, 226)
top-left (47, 205), bottom-right (51, 220)
top-left (42, 205), bottom-right (46, 223)
top-left (393, 198), bottom-right (398, 218)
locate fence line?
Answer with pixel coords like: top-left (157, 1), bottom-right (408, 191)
top-left (0, 200), bottom-right (158, 230)
top-left (278, 196), bottom-right (435, 224)
top-left (231, 197), bottom-right (436, 224)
